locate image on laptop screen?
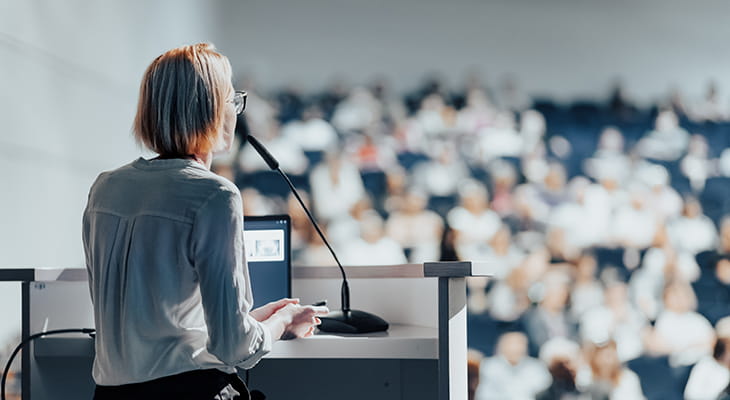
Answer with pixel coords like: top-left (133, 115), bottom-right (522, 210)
top-left (243, 214), bottom-right (291, 309)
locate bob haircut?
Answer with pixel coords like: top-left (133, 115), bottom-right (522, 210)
top-left (134, 43), bottom-right (232, 157)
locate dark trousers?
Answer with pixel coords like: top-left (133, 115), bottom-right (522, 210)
top-left (93, 369), bottom-right (250, 400)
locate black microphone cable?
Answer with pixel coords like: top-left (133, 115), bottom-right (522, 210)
top-left (1, 328), bottom-right (96, 400)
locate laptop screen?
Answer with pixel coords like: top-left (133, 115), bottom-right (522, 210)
top-left (243, 214), bottom-right (291, 309)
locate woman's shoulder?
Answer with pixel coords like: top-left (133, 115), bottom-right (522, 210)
top-left (89, 158), bottom-right (241, 212)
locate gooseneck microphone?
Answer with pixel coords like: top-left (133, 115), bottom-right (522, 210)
top-left (246, 134), bottom-right (388, 333)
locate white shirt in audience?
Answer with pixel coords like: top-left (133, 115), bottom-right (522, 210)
top-left (684, 355), bottom-right (730, 400)
top-left (580, 306), bottom-right (646, 362)
top-left (610, 205), bottom-right (656, 249)
top-left (385, 210), bottom-right (443, 263)
top-left (654, 310), bottom-right (714, 367)
top-left (309, 159), bottom-right (365, 222)
top-left (668, 215), bottom-right (718, 255)
top-left (339, 237), bottom-right (407, 266)
top-left (447, 207), bottom-right (501, 258)
top-left (281, 118), bottom-right (338, 152)
top-left (475, 355), bottom-right (551, 400)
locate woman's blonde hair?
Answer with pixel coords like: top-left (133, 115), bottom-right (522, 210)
top-left (134, 43), bottom-right (232, 156)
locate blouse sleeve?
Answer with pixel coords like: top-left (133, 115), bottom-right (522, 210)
top-left (191, 187), bottom-right (273, 369)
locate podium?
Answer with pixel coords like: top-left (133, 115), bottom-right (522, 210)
top-left (0, 261), bottom-right (490, 400)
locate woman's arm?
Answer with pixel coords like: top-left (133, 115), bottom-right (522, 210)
top-left (192, 188), bottom-right (273, 368)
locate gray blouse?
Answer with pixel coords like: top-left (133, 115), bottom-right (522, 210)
top-left (82, 157), bottom-right (271, 386)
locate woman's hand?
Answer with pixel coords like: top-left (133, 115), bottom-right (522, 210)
top-left (250, 298), bottom-right (300, 322)
top-left (263, 303), bottom-right (329, 340)
top-left (282, 303), bottom-right (330, 339)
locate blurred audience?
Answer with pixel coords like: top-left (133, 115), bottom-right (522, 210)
top-left (208, 73), bottom-right (730, 399)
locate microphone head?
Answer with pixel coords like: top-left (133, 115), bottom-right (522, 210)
top-left (235, 113), bottom-right (249, 144)
top-left (247, 134), bottom-right (280, 170)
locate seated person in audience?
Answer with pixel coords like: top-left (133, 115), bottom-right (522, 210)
top-left (414, 93), bottom-right (454, 139)
top-left (535, 162), bottom-right (571, 214)
top-left (581, 282), bottom-right (648, 362)
top-left (548, 177), bottom-right (610, 253)
top-left (487, 159), bottom-right (519, 217)
top-left (680, 134), bottom-right (711, 192)
top-left (524, 275), bottom-right (578, 355)
top-left (466, 224), bottom-right (526, 280)
top-left (536, 338), bottom-right (587, 400)
top-left (475, 332), bottom-right (551, 400)
top-left (519, 109), bottom-right (547, 156)
top-left (647, 282), bottom-right (715, 370)
top-left (684, 337), bottom-right (730, 400)
top-left (659, 224), bottom-right (703, 283)
top-left (569, 252), bottom-right (604, 320)
top-left (629, 225), bottom-right (700, 321)
top-left (521, 144), bottom-right (550, 184)
top-left (636, 109), bottom-right (690, 161)
top-left (351, 131), bottom-right (398, 173)
top-left (478, 110), bottom-right (523, 162)
top-left (689, 81), bottom-right (728, 122)
top-left (382, 166), bottom-right (409, 214)
top-left (584, 341), bottom-right (645, 400)
top-left (466, 225), bottom-right (526, 313)
top-left (327, 196), bottom-right (374, 250)
top-left (488, 265), bottom-right (532, 323)
top-left (330, 86), bottom-right (382, 134)
top-left (447, 180), bottom-right (501, 259)
top-left (309, 151), bottom-right (366, 222)
top-left (339, 210), bottom-right (407, 266)
top-left (668, 196), bottom-right (718, 256)
top-left (385, 189), bottom-right (444, 263)
top-left (412, 141), bottom-right (470, 199)
top-left (610, 190), bottom-right (657, 250)
top-left (510, 182), bottom-right (549, 233)
top-left (636, 163), bottom-right (683, 223)
top-left (455, 88), bottom-right (496, 136)
top-left (584, 127), bottom-right (631, 184)
top-left (693, 255), bottom-right (730, 325)
top-left (280, 105), bottom-right (339, 153)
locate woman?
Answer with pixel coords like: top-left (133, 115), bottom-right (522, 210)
top-left (82, 43), bottom-right (328, 399)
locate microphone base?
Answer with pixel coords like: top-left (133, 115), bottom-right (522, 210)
top-left (318, 309), bottom-right (389, 334)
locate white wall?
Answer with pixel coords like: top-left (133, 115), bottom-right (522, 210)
top-left (1, 0), bottom-right (729, 345)
top-left (215, 0), bottom-right (730, 103)
top-left (0, 0), bottom-right (217, 347)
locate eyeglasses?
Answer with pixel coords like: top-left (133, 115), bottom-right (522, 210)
top-left (230, 90), bottom-right (247, 115)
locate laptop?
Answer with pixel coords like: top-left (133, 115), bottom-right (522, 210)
top-left (243, 214), bottom-right (292, 309)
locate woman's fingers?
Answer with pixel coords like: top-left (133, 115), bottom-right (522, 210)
top-left (277, 298), bottom-right (300, 307)
top-left (309, 305), bottom-right (330, 316)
